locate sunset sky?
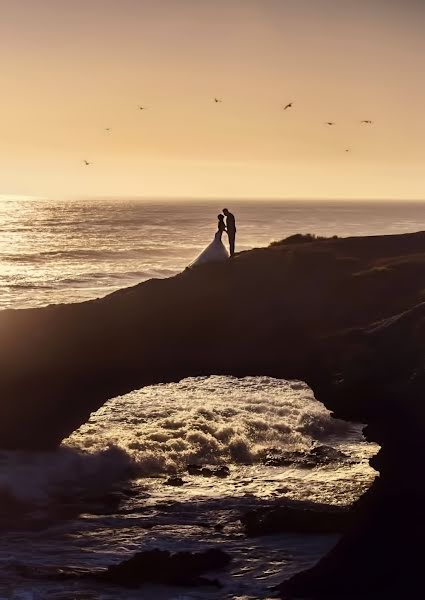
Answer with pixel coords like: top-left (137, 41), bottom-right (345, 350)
top-left (1, 0), bottom-right (424, 200)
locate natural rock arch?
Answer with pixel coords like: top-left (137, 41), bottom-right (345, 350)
top-left (1, 232), bottom-right (424, 597)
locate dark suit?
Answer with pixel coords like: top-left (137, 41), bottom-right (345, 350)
top-left (226, 212), bottom-right (236, 256)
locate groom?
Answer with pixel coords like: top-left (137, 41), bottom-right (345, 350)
top-left (223, 208), bottom-right (236, 256)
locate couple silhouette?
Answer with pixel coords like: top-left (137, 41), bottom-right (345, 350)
top-left (218, 208), bottom-right (237, 256)
top-left (189, 208), bottom-right (237, 268)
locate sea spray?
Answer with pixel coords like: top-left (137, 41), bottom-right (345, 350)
top-left (0, 376), bottom-right (373, 510)
top-left (67, 376), bottom-right (355, 475)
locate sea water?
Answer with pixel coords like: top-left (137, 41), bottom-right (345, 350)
top-left (1, 197), bottom-right (424, 309)
top-left (0, 198), bottom-right (417, 598)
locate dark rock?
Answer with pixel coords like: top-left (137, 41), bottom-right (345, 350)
top-left (241, 502), bottom-right (348, 536)
top-left (308, 445), bottom-right (349, 462)
top-left (94, 548), bottom-right (231, 588)
top-left (187, 464), bottom-right (230, 477)
top-left (164, 476), bottom-right (186, 486)
top-left (262, 445), bottom-right (351, 468)
top-left (262, 448), bottom-right (302, 467)
top-left (214, 465), bottom-right (230, 477)
top-left (201, 466), bottom-right (230, 477)
top-left (187, 464), bottom-right (203, 475)
top-left (201, 467), bottom-right (214, 477)
top-left (15, 549), bottom-right (231, 589)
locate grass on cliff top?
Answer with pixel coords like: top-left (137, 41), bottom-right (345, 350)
top-left (270, 233), bottom-right (339, 247)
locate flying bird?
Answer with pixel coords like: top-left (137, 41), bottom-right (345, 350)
top-left (326, 122), bottom-right (336, 126)
top-left (283, 102), bottom-right (293, 110)
top-left (105, 128), bottom-right (111, 132)
top-left (361, 120), bottom-right (373, 124)
top-left (138, 106), bottom-right (147, 110)
top-left (345, 148), bottom-right (351, 153)
top-left (214, 98), bottom-right (222, 103)
top-left (83, 160), bottom-right (91, 166)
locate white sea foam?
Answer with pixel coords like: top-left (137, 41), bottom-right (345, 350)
top-left (0, 376), bottom-right (371, 508)
top-left (67, 376), bottom-right (354, 474)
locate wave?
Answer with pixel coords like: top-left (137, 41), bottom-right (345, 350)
top-left (0, 377), bottom-right (364, 509)
top-left (0, 446), bottom-right (134, 510)
top-left (0, 245), bottom-right (196, 264)
top-left (1, 283), bottom-right (56, 290)
top-left (0, 269), bottom-right (178, 292)
top-left (66, 376), bottom-right (356, 475)
top-left (57, 268), bottom-right (177, 286)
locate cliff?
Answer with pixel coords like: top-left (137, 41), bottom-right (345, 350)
top-left (1, 231), bottom-right (425, 597)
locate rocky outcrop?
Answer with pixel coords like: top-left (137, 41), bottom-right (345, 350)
top-left (92, 548), bottom-right (231, 588)
top-left (1, 231), bottom-right (425, 597)
top-left (18, 548), bottom-right (231, 588)
top-left (278, 301), bottom-right (425, 598)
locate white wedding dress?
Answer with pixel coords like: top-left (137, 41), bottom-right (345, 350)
top-left (189, 229), bottom-right (229, 267)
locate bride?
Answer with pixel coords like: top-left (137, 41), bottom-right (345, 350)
top-left (189, 214), bottom-right (229, 267)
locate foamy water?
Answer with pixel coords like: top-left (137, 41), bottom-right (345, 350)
top-left (0, 376), bottom-right (376, 598)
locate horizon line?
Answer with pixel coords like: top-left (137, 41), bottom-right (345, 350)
top-left (2, 194), bottom-right (425, 204)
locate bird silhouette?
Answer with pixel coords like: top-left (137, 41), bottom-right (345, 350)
top-left (83, 160), bottom-right (91, 166)
top-left (345, 148), bottom-right (351, 153)
top-left (105, 128), bottom-right (111, 132)
top-left (214, 98), bottom-right (222, 103)
top-left (326, 122), bottom-right (336, 126)
top-left (283, 102), bottom-right (293, 110)
top-left (138, 106), bottom-right (147, 110)
top-left (361, 120), bottom-right (373, 124)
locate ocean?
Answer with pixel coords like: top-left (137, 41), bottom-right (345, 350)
top-left (1, 198), bottom-right (425, 309)
top-left (0, 198), bottom-right (422, 599)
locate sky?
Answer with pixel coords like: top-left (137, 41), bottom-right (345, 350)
top-left (0, 0), bottom-right (424, 200)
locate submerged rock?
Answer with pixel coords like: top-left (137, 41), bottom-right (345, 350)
top-left (187, 464), bottom-right (203, 475)
top-left (262, 444), bottom-right (351, 468)
top-left (16, 548), bottom-right (231, 589)
top-left (187, 464), bottom-right (230, 477)
top-left (164, 476), bottom-right (186, 486)
top-left (93, 548), bottom-right (231, 588)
